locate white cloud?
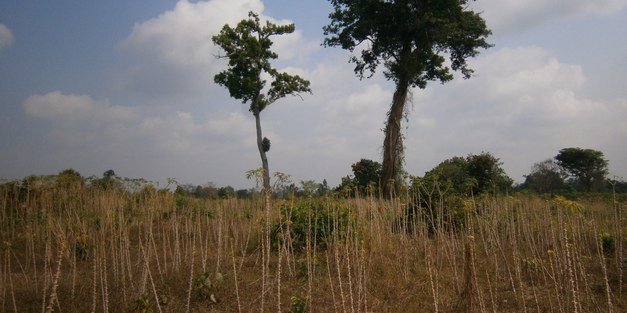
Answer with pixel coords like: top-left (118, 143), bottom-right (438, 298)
top-left (0, 24), bottom-right (14, 50)
top-left (117, 0), bottom-right (318, 100)
top-left (473, 0), bottom-right (627, 33)
top-left (399, 45), bottom-right (626, 181)
top-left (23, 91), bottom-right (138, 124)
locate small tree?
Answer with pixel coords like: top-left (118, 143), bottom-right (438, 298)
top-left (555, 147), bottom-right (608, 192)
top-left (523, 159), bottom-right (565, 195)
top-left (351, 159), bottom-right (382, 196)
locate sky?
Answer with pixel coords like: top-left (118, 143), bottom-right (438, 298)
top-left (1, 0), bottom-right (626, 189)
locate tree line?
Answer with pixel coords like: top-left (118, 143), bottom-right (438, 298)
top-left (337, 147), bottom-right (625, 198)
top-left (2, 147), bottom-right (624, 201)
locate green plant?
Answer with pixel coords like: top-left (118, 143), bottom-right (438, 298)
top-left (130, 295), bottom-right (153, 313)
top-left (290, 295), bottom-right (307, 313)
top-left (272, 200), bottom-right (351, 252)
top-left (192, 272), bottom-right (223, 303)
top-left (600, 232), bottom-right (615, 256)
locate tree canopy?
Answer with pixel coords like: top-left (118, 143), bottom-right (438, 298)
top-left (323, 0), bottom-right (492, 197)
top-left (421, 152), bottom-right (512, 196)
top-left (555, 147), bottom-right (608, 192)
top-left (523, 159), bottom-right (565, 195)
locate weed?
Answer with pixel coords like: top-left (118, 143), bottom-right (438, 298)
top-left (290, 295), bottom-right (307, 313)
top-left (599, 232), bottom-right (615, 256)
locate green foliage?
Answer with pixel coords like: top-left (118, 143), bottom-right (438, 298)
top-left (130, 295), bottom-right (153, 313)
top-left (290, 294), bottom-right (308, 313)
top-left (422, 152), bottom-right (512, 196)
top-left (334, 159), bottom-right (382, 197)
top-left (55, 168), bottom-right (85, 190)
top-left (192, 272), bottom-right (223, 303)
top-left (523, 159), bottom-right (566, 195)
top-left (351, 159), bottom-right (382, 196)
top-left (408, 177), bottom-right (471, 235)
top-left (599, 232), bottom-right (615, 256)
top-left (555, 147), bottom-right (609, 192)
top-left (213, 12), bottom-right (310, 112)
top-left (88, 169), bottom-right (123, 191)
top-left (272, 200), bottom-right (351, 252)
top-left (323, 0), bottom-right (492, 85)
top-left (262, 137), bottom-right (271, 152)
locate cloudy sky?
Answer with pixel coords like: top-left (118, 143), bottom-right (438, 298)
top-left (1, 0), bottom-right (626, 189)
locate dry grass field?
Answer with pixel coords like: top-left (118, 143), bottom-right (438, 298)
top-left (1, 182), bottom-right (625, 312)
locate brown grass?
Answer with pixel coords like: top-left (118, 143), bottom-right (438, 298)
top-left (0, 183), bottom-right (625, 312)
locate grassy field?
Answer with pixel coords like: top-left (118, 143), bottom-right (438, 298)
top-left (1, 182), bottom-right (625, 312)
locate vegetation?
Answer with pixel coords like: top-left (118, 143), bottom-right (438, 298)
top-left (0, 169), bottom-right (625, 312)
top-left (555, 147), bottom-right (609, 192)
top-left (323, 0), bottom-right (492, 197)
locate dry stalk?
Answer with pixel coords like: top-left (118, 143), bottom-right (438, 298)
top-left (426, 247), bottom-right (439, 313)
top-left (334, 216), bottom-right (347, 313)
top-left (91, 248), bottom-right (98, 313)
top-left (139, 237), bottom-right (163, 313)
top-left (326, 251), bottom-right (339, 313)
top-left (185, 228), bottom-right (196, 313)
top-left (5, 246), bottom-right (18, 313)
top-left (230, 239), bottom-right (242, 313)
top-left (562, 227), bottom-right (579, 313)
top-left (595, 225), bottom-right (614, 313)
top-left (45, 235), bottom-right (66, 313)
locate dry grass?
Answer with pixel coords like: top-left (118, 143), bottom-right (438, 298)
top-left (0, 183), bottom-right (625, 312)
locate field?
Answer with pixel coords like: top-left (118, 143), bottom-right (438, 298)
top-left (1, 183), bottom-right (625, 312)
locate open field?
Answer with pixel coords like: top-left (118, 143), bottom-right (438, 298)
top-left (1, 183), bottom-right (625, 312)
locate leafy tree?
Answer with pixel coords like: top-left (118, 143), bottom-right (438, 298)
top-left (422, 152), bottom-right (512, 196)
top-left (90, 169), bottom-right (123, 191)
top-left (523, 159), bottom-right (565, 195)
top-left (56, 168), bottom-right (85, 190)
top-left (334, 159), bottom-right (382, 197)
top-left (351, 159), bottom-right (382, 196)
top-left (466, 152), bottom-right (513, 194)
top-left (218, 186), bottom-right (236, 199)
top-left (213, 12), bottom-right (311, 206)
top-left (422, 156), bottom-right (473, 195)
top-left (324, 0), bottom-right (492, 197)
top-left (555, 147), bottom-right (608, 192)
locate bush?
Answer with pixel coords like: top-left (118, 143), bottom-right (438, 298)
top-left (272, 200), bottom-right (351, 252)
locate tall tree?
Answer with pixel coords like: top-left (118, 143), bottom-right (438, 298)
top-left (323, 0), bottom-right (492, 197)
top-left (213, 13), bottom-right (311, 309)
top-left (555, 147), bottom-right (608, 192)
top-left (213, 12), bottom-right (311, 202)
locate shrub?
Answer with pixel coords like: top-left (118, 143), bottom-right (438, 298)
top-left (272, 200), bottom-right (351, 252)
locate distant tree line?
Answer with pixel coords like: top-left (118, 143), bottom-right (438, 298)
top-left (520, 147), bottom-right (623, 195)
top-left (1, 147), bottom-right (624, 201)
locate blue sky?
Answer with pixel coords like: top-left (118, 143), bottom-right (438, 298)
top-left (1, 0), bottom-right (626, 188)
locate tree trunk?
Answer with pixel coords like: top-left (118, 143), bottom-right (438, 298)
top-left (254, 109), bottom-right (272, 311)
top-left (253, 110), bottom-right (271, 196)
top-left (381, 77), bottom-right (409, 198)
